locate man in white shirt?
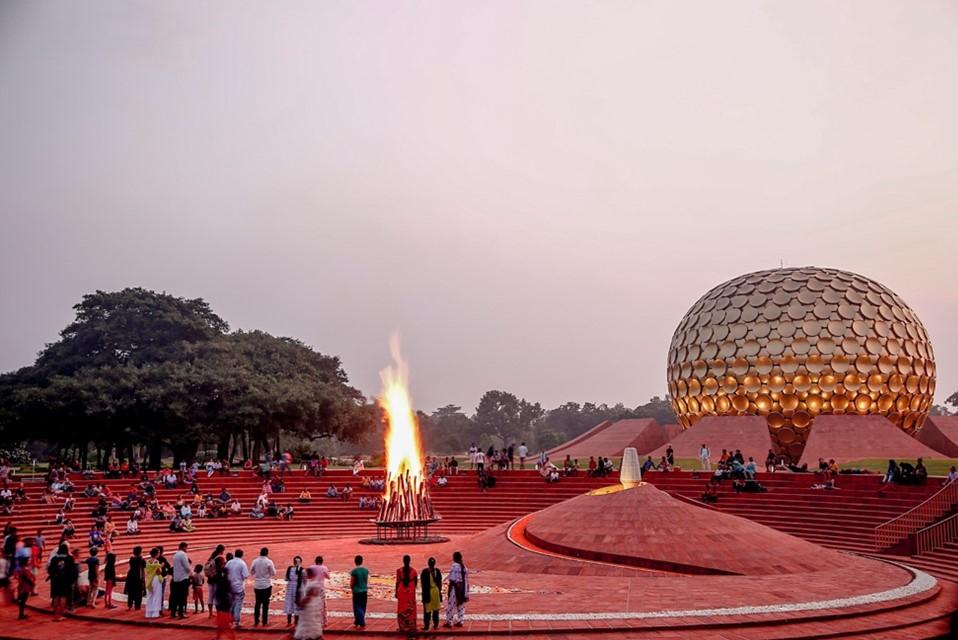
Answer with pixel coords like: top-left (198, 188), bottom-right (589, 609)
top-left (250, 547), bottom-right (277, 626)
top-left (468, 444), bottom-right (478, 469)
top-left (699, 444), bottom-right (711, 471)
top-left (170, 541), bottom-right (192, 618)
top-left (517, 442), bottom-right (529, 469)
top-left (225, 549), bottom-right (250, 627)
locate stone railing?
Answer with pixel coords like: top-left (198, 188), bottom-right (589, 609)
top-left (873, 480), bottom-right (958, 551)
top-left (916, 511), bottom-right (958, 555)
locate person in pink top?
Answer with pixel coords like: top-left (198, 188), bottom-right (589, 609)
top-left (309, 555), bottom-right (331, 629)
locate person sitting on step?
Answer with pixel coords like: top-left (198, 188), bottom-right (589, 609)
top-left (701, 481), bottom-right (718, 503)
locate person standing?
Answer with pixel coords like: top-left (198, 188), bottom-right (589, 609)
top-left (444, 551), bottom-right (468, 628)
top-left (467, 443), bottom-right (478, 470)
top-left (699, 444), bottom-right (711, 471)
top-left (212, 557), bottom-right (235, 640)
top-left (156, 546), bottom-right (171, 616)
top-left (204, 544), bottom-right (226, 619)
top-left (250, 547), bottom-right (276, 627)
top-left (15, 559), bottom-right (35, 620)
top-left (507, 444), bottom-right (515, 470)
top-left (309, 556), bottom-right (331, 630)
top-left (294, 566), bottom-right (324, 640)
top-left (283, 556), bottom-right (305, 625)
top-left (48, 543), bottom-right (74, 621)
top-left (421, 557), bottom-right (442, 631)
top-left (191, 564), bottom-right (206, 613)
top-left (395, 554), bottom-right (418, 633)
top-left (225, 549), bottom-right (250, 628)
top-left (349, 554), bottom-right (368, 629)
top-left (144, 548), bottom-right (164, 619)
top-left (125, 546), bottom-right (145, 610)
top-left (474, 449), bottom-right (485, 474)
top-left (85, 547), bottom-right (100, 607)
top-left (170, 542), bottom-right (191, 618)
top-left (666, 444), bottom-right (675, 467)
top-left (102, 552), bottom-right (117, 609)
top-left (518, 442), bottom-right (528, 469)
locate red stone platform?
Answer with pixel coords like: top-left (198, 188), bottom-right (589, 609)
top-left (799, 415), bottom-right (947, 466)
top-left (917, 415), bottom-right (958, 457)
top-left (16, 482), bottom-right (956, 639)
top-left (647, 415), bottom-right (773, 461)
top-left (547, 419), bottom-right (681, 459)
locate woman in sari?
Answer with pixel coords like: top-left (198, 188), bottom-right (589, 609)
top-left (144, 547), bottom-right (164, 619)
top-left (420, 557), bottom-right (442, 631)
top-left (395, 554), bottom-right (418, 633)
top-left (294, 566), bottom-right (324, 640)
top-left (444, 551), bottom-right (468, 628)
top-left (284, 555), bottom-right (305, 626)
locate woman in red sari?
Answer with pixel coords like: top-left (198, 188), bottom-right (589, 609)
top-left (395, 554), bottom-right (419, 633)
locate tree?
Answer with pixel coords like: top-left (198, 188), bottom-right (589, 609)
top-left (419, 405), bottom-right (474, 453)
top-left (205, 331), bottom-right (375, 463)
top-left (473, 390), bottom-right (543, 446)
top-left (930, 404), bottom-right (954, 416)
top-left (633, 396), bottom-right (677, 425)
top-left (0, 288), bottom-right (376, 468)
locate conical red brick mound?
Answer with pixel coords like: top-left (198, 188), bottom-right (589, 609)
top-left (522, 482), bottom-right (867, 575)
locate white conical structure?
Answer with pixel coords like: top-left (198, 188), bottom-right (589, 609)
top-left (620, 447), bottom-right (642, 488)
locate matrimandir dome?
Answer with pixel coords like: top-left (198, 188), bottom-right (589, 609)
top-left (667, 267), bottom-right (936, 461)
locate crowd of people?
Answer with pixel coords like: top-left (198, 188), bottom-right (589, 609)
top-left (2, 445), bottom-right (955, 637)
top-left (10, 529), bottom-right (473, 639)
top-left (882, 458), bottom-right (934, 486)
top-left (466, 442), bottom-right (534, 471)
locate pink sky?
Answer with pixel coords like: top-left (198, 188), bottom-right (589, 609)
top-left (1, 1), bottom-right (956, 412)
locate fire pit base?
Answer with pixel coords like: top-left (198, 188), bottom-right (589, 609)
top-left (359, 535), bottom-right (450, 545)
top-left (359, 518), bottom-right (448, 545)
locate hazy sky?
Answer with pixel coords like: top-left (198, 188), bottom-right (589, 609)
top-left (2, 1), bottom-right (957, 413)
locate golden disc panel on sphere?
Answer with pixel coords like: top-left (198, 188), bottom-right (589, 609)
top-left (667, 267), bottom-right (936, 461)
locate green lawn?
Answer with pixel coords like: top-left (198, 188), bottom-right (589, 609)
top-left (842, 458), bottom-right (958, 476)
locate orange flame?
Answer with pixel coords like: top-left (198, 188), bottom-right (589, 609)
top-left (379, 335), bottom-right (424, 502)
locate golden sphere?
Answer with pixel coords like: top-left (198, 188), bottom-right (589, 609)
top-left (667, 267), bottom-right (935, 461)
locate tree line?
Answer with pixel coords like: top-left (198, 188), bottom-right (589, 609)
top-left (0, 287), bottom-right (677, 468)
top-left (418, 393), bottom-right (676, 454)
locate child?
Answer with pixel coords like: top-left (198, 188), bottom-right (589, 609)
top-left (72, 548), bottom-right (90, 607)
top-left (16, 564), bottom-right (35, 619)
top-left (191, 564), bottom-right (206, 613)
top-left (102, 553), bottom-right (117, 608)
top-left (85, 547), bottom-right (100, 607)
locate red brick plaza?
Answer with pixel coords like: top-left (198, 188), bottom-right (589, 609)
top-left (5, 455), bottom-right (958, 639)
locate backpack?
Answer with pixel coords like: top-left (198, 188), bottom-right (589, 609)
top-left (203, 557), bottom-right (218, 579)
top-left (48, 554), bottom-right (66, 581)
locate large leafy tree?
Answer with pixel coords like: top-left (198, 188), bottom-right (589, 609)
top-left (0, 288), bottom-right (375, 468)
top-left (473, 390), bottom-right (544, 445)
top-left (204, 331), bottom-right (375, 463)
top-left (418, 404), bottom-right (474, 453)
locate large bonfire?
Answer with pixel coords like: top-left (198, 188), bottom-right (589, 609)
top-left (375, 337), bottom-right (438, 524)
